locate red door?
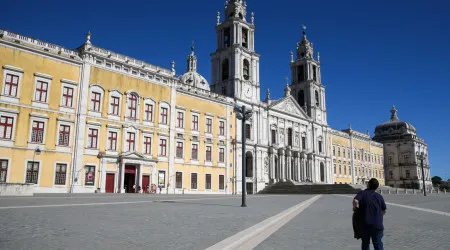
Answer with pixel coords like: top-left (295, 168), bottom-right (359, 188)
top-left (105, 173), bottom-right (115, 193)
top-left (142, 175), bottom-right (150, 193)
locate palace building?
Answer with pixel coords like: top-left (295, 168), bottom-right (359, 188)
top-left (0, 0), bottom-right (397, 194)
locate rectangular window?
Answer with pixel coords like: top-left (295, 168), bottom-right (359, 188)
top-left (145, 104), bottom-right (153, 121)
top-left (144, 136), bottom-right (152, 154)
top-left (26, 161), bottom-right (39, 184)
top-left (242, 28), bottom-right (248, 48)
top-left (177, 112), bottom-right (184, 128)
top-left (128, 95), bottom-right (137, 119)
top-left (176, 172), bottom-right (182, 189)
top-left (159, 139), bottom-right (167, 156)
top-left (176, 142), bottom-right (183, 158)
top-left (35, 80), bottom-right (48, 102)
top-left (343, 149), bottom-right (346, 158)
top-left (0, 159), bottom-right (8, 182)
top-left (271, 129), bottom-right (276, 144)
top-left (111, 96), bottom-right (120, 115)
top-left (58, 125), bottom-right (70, 146)
top-left (62, 87), bottom-right (74, 107)
top-left (206, 146), bottom-right (212, 162)
top-left (333, 164), bottom-right (336, 174)
top-left (85, 165), bottom-right (95, 186)
top-left (318, 141), bottom-right (323, 153)
top-left (0, 116), bottom-right (14, 140)
top-left (205, 174), bottom-right (211, 190)
top-left (108, 131), bottom-right (118, 151)
top-left (31, 121), bottom-right (45, 143)
top-left (245, 124), bottom-right (251, 139)
top-left (406, 170), bottom-right (411, 178)
top-left (191, 144), bottom-right (198, 160)
top-left (301, 136), bottom-right (306, 150)
top-left (160, 107), bottom-right (168, 124)
top-left (3, 73), bottom-right (19, 97)
top-left (126, 132), bottom-right (135, 151)
top-left (297, 65), bottom-right (304, 82)
top-left (333, 146), bottom-right (336, 156)
top-left (313, 66), bottom-right (317, 82)
top-left (224, 28), bottom-right (231, 48)
top-left (389, 171), bottom-right (393, 179)
top-left (219, 175), bottom-right (225, 190)
top-left (191, 173), bottom-right (197, 189)
top-left (288, 129), bottom-right (293, 146)
top-left (344, 165), bottom-right (347, 175)
top-left (219, 121), bottom-right (225, 136)
top-left (87, 128), bottom-right (98, 148)
top-left (338, 148), bottom-right (341, 157)
top-left (192, 115), bottom-right (199, 131)
top-left (91, 92), bottom-right (101, 112)
top-left (54, 163), bottom-right (67, 185)
top-left (206, 118), bottom-right (212, 133)
top-left (158, 170), bottom-right (165, 188)
top-left (219, 148), bottom-right (225, 163)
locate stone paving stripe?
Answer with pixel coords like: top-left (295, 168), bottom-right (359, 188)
top-left (205, 195), bottom-right (322, 250)
top-left (336, 194), bottom-right (450, 217)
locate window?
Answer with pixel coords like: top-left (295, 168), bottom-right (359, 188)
top-left (191, 173), bottom-right (197, 189)
top-left (58, 125), bottom-right (70, 146)
top-left (160, 107), bottom-right (168, 124)
top-left (176, 172), bottom-right (182, 189)
top-left (87, 128), bottom-right (98, 148)
top-left (191, 144), bottom-right (198, 160)
top-left (403, 154), bottom-right (409, 164)
top-left (126, 132), bottom-right (135, 151)
top-left (177, 112), bottom-right (184, 128)
top-left (192, 115), bottom-right (199, 131)
top-left (348, 149), bottom-right (351, 158)
top-left (159, 139), bottom-right (167, 156)
top-left (344, 165), bottom-right (347, 175)
top-left (85, 166), bottom-right (95, 186)
top-left (354, 151), bottom-right (356, 159)
top-left (111, 96), bottom-right (120, 116)
top-left (0, 116), bottom-right (14, 140)
top-left (219, 148), bottom-right (225, 163)
top-left (205, 174), bottom-right (212, 190)
top-left (34, 80), bottom-right (48, 102)
top-left (315, 90), bottom-right (320, 107)
top-left (219, 175), bottom-right (225, 190)
top-left (301, 136), bottom-right (306, 150)
top-left (26, 161), bottom-right (39, 184)
top-left (62, 87), bottom-right (74, 107)
top-left (243, 60), bottom-right (250, 80)
top-left (219, 121), bottom-right (225, 136)
top-left (145, 104), bottom-right (153, 121)
top-left (313, 66), bottom-right (317, 82)
top-left (333, 164), bottom-right (336, 174)
top-left (388, 155), bottom-right (393, 165)
top-left (288, 128), bottom-right (293, 146)
top-left (31, 121), bottom-right (45, 143)
top-left (343, 149), bottom-right (346, 158)
top-left (108, 131), bottom-right (118, 151)
top-left (339, 165), bottom-right (342, 175)
top-left (318, 140), bottom-right (323, 153)
top-left (91, 92), bottom-right (101, 112)
top-left (206, 146), bottom-right (212, 162)
top-left (222, 59), bottom-right (229, 80)
top-left (206, 118), bottom-right (212, 133)
top-left (338, 147), bottom-right (341, 157)
top-left (333, 146), bottom-right (336, 156)
top-left (0, 159), bottom-right (8, 182)
top-left (224, 28), bottom-right (230, 48)
top-left (221, 86), bottom-right (227, 95)
top-left (406, 170), bottom-right (411, 178)
top-left (54, 163), bottom-right (67, 185)
top-left (128, 94), bottom-right (137, 119)
top-left (245, 124), bottom-right (251, 139)
top-left (271, 129), bottom-right (276, 144)
top-left (242, 28), bottom-right (248, 48)
top-left (389, 171), bottom-right (393, 179)
top-left (3, 73), bottom-right (19, 97)
top-left (298, 90), bottom-right (305, 107)
top-left (297, 65), bottom-right (304, 82)
top-left (176, 142), bottom-right (183, 158)
top-left (144, 136), bottom-right (152, 154)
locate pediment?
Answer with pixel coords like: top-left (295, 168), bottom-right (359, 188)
top-left (120, 151), bottom-right (154, 162)
top-left (269, 96), bottom-right (309, 119)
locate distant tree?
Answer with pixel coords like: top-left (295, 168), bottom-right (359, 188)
top-left (431, 176), bottom-right (443, 186)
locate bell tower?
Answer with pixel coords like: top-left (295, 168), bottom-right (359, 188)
top-left (290, 26), bottom-right (327, 125)
top-left (211, 0), bottom-right (260, 104)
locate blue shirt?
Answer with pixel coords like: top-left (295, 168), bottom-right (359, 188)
top-left (354, 189), bottom-right (387, 230)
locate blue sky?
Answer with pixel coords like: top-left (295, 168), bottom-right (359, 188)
top-left (2, 0), bottom-right (449, 179)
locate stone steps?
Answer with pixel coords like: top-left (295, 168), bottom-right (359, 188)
top-left (258, 181), bottom-right (361, 195)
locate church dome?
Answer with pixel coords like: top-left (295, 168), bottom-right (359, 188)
top-left (374, 105), bottom-right (416, 140)
top-left (178, 44), bottom-right (210, 91)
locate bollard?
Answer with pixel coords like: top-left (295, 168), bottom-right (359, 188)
top-left (396, 188), bottom-right (398, 194)
top-left (437, 189), bottom-right (440, 194)
top-left (413, 189), bottom-right (416, 195)
top-left (388, 189), bottom-right (391, 194)
top-left (444, 189), bottom-right (446, 194)
top-left (405, 188), bottom-right (407, 195)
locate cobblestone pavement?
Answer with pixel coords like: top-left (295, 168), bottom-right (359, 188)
top-left (0, 193), bottom-right (449, 250)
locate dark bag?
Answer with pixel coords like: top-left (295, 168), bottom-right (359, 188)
top-left (353, 207), bottom-right (363, 239)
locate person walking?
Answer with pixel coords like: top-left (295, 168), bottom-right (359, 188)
top-left (353, 178), bottom-right (387, 250)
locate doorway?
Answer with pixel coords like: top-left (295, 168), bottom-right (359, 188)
top-left (246, 182), bottom-right (253, 194)
top-left (124, 165), bottom-right (136, 193)
top-left (105, 173), bottom-right (115, 193)
top-left (142, 175), bottom-right (150, 193)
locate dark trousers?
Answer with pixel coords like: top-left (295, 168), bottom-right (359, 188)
top-left (361, 227), bottom-right (383, 250)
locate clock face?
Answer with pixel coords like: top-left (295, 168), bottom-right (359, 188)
top-left (243, 84), bottom-right (253, 99)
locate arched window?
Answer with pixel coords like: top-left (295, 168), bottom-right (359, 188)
top-left (315, 90), bottom-right (320, 107)
top-left (242, 29), bottom-right (248, 48)
top-left (243, 59), bottom-right (250, 80)
top-left (222, 59), bottom-right (229, 81)
top-left (298, 90), bottom-right (305, 107)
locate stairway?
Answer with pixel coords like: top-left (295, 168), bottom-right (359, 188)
top-left (258, 181), bottom-right (362, 194)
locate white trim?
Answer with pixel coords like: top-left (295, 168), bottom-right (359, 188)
top-left (142, 133), bottom-right (153, 156)
top-left (174, 170), bottom-right (184, 190)
top-left (61, 78), bottom-right (78, 86)
top-left (0, 107), bottom-right (19, 114)
top-left (1, 66), bottom-right (23, 103)
top-left (108, 89), bottom-right (122, 121)
top-left (190, 172), bottom-right (198, 191)
top-left (28, 115), bottom-right (49, 148)
top-left (122, 126), bottom-right (139, 153)
top-left (53, 161), bottom-right (70, 188)
top-left (83, 163), bottom-right (98, 188)
top-left (0, 110), bottom-right (18, 147)
top-left (24, 159), bottom-right (42, 186)
top-left (30, 112), bottom-right (49, 119)
top-left (218, 174), bottom-right (225, 191)
top-left (31, 75), bottom-right (52, 109)
top-left (55, 120), bottom-right (74, 153)
top-left (0, 157), bottom-right (12, 183)
top-left (34, 72), bottom-right (53, 80)
top-left (205, 173), bottom-right (212, 190)
top-left (59, 82), bottom-right (77, 113)
top-left (57, 117), bottom-right (75, 123)
top-left (88, 84), bottom-right (105, 117)
top-left (2, 65), bottom-right (24, 73)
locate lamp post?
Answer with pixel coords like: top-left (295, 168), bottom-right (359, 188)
top-left (416, 152), bottom-right (427, 196)
top-left (234, 104), bottom-right (253, 207)
top-left (32, 146), bottom-right (41, 165)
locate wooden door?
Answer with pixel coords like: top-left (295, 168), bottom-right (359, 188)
top-left (142, 175), bottom-right (150, 193)
top-left (105, 173), bottom-right (115, 193)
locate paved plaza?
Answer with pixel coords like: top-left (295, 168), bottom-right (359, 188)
top-left (0, 193), bottom-right (449, 250)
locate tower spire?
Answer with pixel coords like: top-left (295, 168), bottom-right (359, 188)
top-left (187, 41), bottom-right (197, 72)
top-left (390, 105), bottom-right (399, 121)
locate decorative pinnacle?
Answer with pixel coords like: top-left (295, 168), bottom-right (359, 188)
top-left (266, 88), bottom-right (271, 101)
top-left (302, 24), bottom-right (307, 35)
top-left (217, 11), bottom-right (221, 25)
top-left (390, 105), bottom-right (399, 120)
top-left (349, 123), bottom-right (352, 130)
top-left (251, 12), bottom-right (254, 24)
top-left (317, 52), bottom-right (320, 62)
top-left (86, 31), bottom-right (91, 43)
top-left (191, 41), bottom-right (195, 54)
top-left (290, 51), bottom-right (294, 62)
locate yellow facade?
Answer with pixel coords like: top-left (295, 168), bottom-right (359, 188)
top-left (330, 128), bottom-right (385, 186)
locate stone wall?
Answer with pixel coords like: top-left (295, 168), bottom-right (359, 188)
top-left (0, 183), bottom-right (34, 196)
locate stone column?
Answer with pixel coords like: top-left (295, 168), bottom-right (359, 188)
top-left (268, 147), bottom-right (275, 182)
top-left (286, 148), bottom-right (291, 180)
top-left (278, 148), bottom-right (285, 181)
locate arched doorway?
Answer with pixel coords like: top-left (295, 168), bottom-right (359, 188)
top-left (320, 162), bottom-right (325, 182)
top-left (245, 152), bottom-right (253, 178)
